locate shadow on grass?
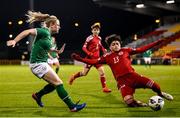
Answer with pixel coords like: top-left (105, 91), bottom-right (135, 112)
top-left (73, 92), bottom-right (125, 107)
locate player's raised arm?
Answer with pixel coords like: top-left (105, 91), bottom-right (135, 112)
top-left (49, 44), bottom-right (66, 54)
top-left (7, 29), bottom-right (36, 47)
top-left (58, 43), bottom-right (66, 54)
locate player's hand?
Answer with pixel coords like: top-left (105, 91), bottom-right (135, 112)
top-left (49, 56), bottom-right (53, 59)
top-left (71, 53), bottom-right (82, 61)
top-left (103, 49), bottom-right (108, 54)
top-left (7, 40), bottom-right (16, 47)
top-left (57, 50), bottom-right (61, 54)
top-left (57, 49), bottom-right (63, 54)
top-left (88, 52), bottom-right (94, 56)
top-left (57, 55), bottom-right (59, 59)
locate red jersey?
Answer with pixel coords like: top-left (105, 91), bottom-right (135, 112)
top-left (75, 39), bottom-right (163, 80)
top-left (82, 35), bottom-right (106, 59)
top-left (98, 48), bottom-right (135, 79)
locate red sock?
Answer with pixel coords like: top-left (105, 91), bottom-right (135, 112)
top-left (152, 82), bottom-right (162, 96)
top-left (100, 77), bottom-right (106, 88)
top-left (73, 72), bottom-right (81, 79)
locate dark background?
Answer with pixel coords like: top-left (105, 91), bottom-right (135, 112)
top-left (0, 0), bottom-right (177, 59)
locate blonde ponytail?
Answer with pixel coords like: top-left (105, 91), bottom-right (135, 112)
top-left (26, 11), bottom-right (58, 26)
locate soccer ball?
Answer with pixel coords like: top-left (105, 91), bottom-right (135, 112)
top-left (148, 96), bottom-right (164, 111)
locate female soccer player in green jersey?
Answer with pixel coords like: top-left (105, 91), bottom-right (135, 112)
top-left (7, 11), bottom-right (86, 112)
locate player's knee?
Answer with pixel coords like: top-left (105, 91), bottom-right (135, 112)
top-left (53, 79), bottom-right (63, 86)
top-left (124, 95), bottom-right (135, 107)
top-left (81, 71), bottom-right (87, 76)
top-left (100, 73), bottom-right (105, 77)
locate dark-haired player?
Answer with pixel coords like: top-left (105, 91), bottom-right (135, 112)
top-left (71, 34), bottom-right (173, 107)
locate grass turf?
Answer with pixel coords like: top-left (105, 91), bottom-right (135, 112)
top-left (0, 65), bottom-right (179, 117)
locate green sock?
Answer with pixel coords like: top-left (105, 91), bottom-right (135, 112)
top-left (55, 67), bottom-right (59, 73)
top-left (36, 84), bottom-right (55, 98)
top-left (56, 84), bottom-right (74, 109)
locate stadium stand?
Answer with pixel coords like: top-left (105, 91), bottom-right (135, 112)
top-left (126, 23), bottom-right (180, 58)
top-left (125, 23), bottom-right (180, 65)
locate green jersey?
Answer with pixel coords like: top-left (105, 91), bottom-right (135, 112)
top-left (30, 28), bottom-right (52, 63)
top-left (143, 50), bottom-right (152, 58)
top-left (49, 43), bottom-right (58, 58)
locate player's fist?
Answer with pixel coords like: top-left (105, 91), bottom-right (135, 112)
top-left (7, 40), bottom-right (16, 47)
top-left (71, 53), bottom-right (82, 61)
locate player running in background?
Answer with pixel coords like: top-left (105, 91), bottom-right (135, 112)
top-left (143, 49), bottom-right (152, 68)
top-left (48, 36), bottom-right (66, 74)
top-left (71, 34), bottom-right (173, 107)
top-left (68, 22), bottom-right (111, 93)
top-left (7, 11), bottom-right (86, 112)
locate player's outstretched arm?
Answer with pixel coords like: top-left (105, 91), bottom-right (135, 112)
top-left (7, 29), bottom-right (36, 47)
top-left (71, 53), bottom-right (99, 65)
top-left (131, 39), bottom-right (163, 54)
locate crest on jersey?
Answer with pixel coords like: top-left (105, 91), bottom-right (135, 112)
top-left (118, 51), bottom-right (123, 56)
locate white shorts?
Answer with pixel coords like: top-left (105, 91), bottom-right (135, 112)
top-left (144, 57), bottom-right (151, 63)
top-left (47, 58), bottom-right (59, 65)
top-left (29, 62), bottom-right (51, 78)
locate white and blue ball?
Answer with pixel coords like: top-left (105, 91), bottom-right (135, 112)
top-left (148, 95), bottom-right (164, 111)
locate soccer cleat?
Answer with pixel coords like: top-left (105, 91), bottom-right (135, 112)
top-left (136, 100), bottom-right (148, 107)
top-left (32, 93), bottom-right (44, 107)
top-left (70, 103), bottom-right (86, 112)
top-left (68, 75), bottom-right (75, 85)
top-left (161, 92), bottom-right (173, 101)
top-left (102, 87), bottom-right (112, 93)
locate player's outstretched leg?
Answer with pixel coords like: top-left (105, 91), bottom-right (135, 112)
top-left (150, 81), bottom-right (173, 101)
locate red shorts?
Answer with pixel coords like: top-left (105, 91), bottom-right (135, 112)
top-left (117, 72), bottom-right (154, 98)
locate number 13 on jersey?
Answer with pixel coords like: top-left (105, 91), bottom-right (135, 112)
top-left (113, 56), bottom-right (119, 64)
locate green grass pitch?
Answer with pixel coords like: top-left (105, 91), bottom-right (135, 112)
top-left (0, 65), bottom-right (180, 117)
